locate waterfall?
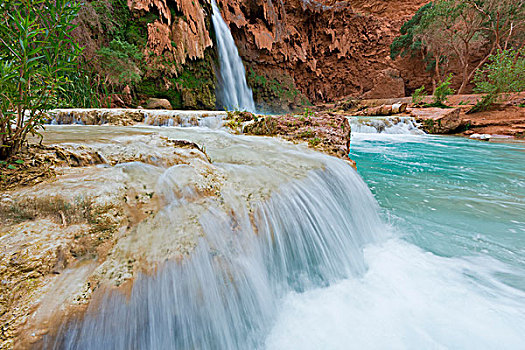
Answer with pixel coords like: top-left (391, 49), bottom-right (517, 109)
top-left (44, 156), bottom-right (386, 349)
top-left (211, 0), bottom-right (256, 112)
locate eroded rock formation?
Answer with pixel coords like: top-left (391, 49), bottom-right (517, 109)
top-left (217, 0), bottom-right (430, 103)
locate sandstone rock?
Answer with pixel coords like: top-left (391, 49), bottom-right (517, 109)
top-left (410, 107), bottom-right (464, 134)
top-left (145, 98), bottom-right (173, 110)
top-left (362, 68), bottom-right (406, 99)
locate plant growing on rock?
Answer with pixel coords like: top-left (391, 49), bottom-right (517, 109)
top-left (0, 0), bottom-right (82, 159)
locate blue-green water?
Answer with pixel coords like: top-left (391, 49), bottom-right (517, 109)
top-left (266, 133), bottom-right (525, 349)
top-left (351, 134), bottom-right (525, 290)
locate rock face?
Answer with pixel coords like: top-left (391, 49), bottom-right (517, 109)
top-left (217, 0), bottom-right (429, 103)
top-left (128, 0), bottom-right (212, 65)
top-left (73, 0), bottom-right (434, 110)
top-left (410, 108), bottom-right (464, 134)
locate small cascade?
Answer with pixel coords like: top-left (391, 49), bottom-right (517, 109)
top-left (46, 109), bottom-right (227, 128)
top-left (44, 155), bottom-right (386, 349)
top-left (211, 0), bottom-right (256, 112)
top-left (348, 116), bottom-right (425, 135)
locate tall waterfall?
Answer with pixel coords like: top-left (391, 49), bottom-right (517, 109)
top-left (211, 0), bottom-right (256, 112)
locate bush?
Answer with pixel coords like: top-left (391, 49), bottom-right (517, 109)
top-left (429, 74), bottom-right (455, 107)
top-left (411, 86), bottom-right (427, 106)
top-left (98, 38), bottom-right (143, 85)
top-left (0, 0), bottom-right (82, 159)
top-left (469, 48), bottom-right (525, 113)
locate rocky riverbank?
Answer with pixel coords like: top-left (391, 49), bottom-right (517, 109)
top-left (326, 94), bottom-right (525, 138)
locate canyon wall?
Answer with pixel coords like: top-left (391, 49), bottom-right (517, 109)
top-left (75, 0), bottom-right (434, 111)
top-left (217, 0), bottom-right (432, 106)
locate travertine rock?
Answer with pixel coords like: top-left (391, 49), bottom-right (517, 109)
top-left (217, 0), bottom-right (429, 102)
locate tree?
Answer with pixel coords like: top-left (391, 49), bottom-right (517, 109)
top-left (0, 0), bottom-right (82, 159)
top-left (391, 0), bottom-right (525, 94)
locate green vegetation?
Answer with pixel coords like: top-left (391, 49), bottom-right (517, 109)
top-left (390, 3), bottom-right (433, 60)
top-left (411, 86), bottom-right (427, 106)
top-left (98, 38), bottom-right (143, 85)
top-left (391, 0), bottom-right (524, 93)
top-left (247, 68), bottom-right (310, 112)
top-left (470, 48), bottom-right (525, 113)
top-left (0, 0), bottom-right (82, 159)
top-left (430, 74), bottom-right (455, 107)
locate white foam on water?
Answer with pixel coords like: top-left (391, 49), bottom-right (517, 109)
top-left (266, 238), bottom-right (525, 350)
top-left (349, 116), bottom-right (425, 135)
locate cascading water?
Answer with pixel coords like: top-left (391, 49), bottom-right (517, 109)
top-left (348, 116), bottom-right (424, 135)
top-left (43, 134), bottom-right (385, 349)
top-left (37, 122), bottom-right (525, 349)
top-left (211, 0), bottom-right (256, 112)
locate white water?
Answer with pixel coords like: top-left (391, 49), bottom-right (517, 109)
top-left (211, 0), bottom-right (256, 112)
top-left (41, 123), bottom-right (525, 349)
top-left (348, 116), bottom-right (424, 135)
top-left (46, 151), bottom-right (385, 349)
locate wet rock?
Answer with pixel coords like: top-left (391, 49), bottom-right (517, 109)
top-left (145, 98), bottom-right (173, 110)
top-left (470, 133), bottom-right (491, 141)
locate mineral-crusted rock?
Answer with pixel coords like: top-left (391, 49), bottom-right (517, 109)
top-left (238, 111), bottom-right (353, 163)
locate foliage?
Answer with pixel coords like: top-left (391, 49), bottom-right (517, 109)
top-left (428, 74), bottom-right (455, 107)
top-left (470, 48), bottom-right (525, 113)
top-left (57, 68), bottom-right (110, 108)
top-left (0, 0), bottom-right (82, 159)
top-left (390, 3), bottom-right (433, 60)
top-left (98, 38), bottom-right (143, 85)
top-left (411, 86), bottom-right (427, 106)
top-left (391, 0), bottom-right (525, 93)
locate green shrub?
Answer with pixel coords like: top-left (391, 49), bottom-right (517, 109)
top-left (98, 38), bottom-right (143, 85)
top-left (411, 86), bottom-right (427, 106)
top-left (0, 0), bottom-right (82, 159)
top-left (469, 48), bottom-right (525, 113)
top-left (427, 74), bottom-right (455, 107)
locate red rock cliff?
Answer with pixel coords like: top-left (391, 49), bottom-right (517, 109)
top-left (216, 0), bottom-right (431, 103)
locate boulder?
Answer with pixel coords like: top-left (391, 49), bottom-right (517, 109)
top-left (470, 133), bottom-right (491, 141)
top-left (410, 107), bottom-right (464, 134)
top-left (145, 98), bottom-right (173, 110)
